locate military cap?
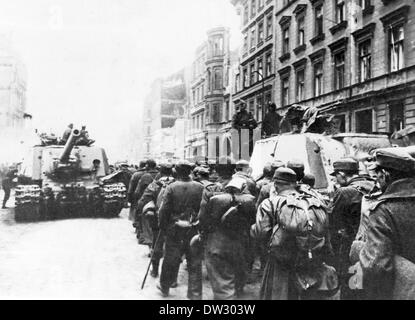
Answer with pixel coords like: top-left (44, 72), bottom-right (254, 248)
top-left (273, 167), bottom-right (297, 183)
top-left (236, 160), bottom-right (250, 169)
top-left (330, 158), bottom-right (359, 176)
top-left (271, 160), bottom-right (285, 170)
top-left (287, 159), bottom-right (305, 171)
top-left (302, 173), bottom-right (316, 188)
top-left (369, 148), bottom-right (415, 173)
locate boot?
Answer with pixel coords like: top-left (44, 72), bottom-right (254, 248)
top-left (157, 284), bottom-right (169, 297)
top-left (150, 262), bottom-right (159, 278)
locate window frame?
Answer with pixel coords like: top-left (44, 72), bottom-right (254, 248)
top-left (359, 39), bottom-right (372, 82)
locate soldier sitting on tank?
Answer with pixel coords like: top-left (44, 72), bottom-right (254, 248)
top-left (60, 123), bottom-right (74, 144)
top-left (77, 125), bottom-right (95, 146)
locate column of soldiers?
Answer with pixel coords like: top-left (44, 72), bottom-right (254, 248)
top-left (129, 147), bottom-right (415, 300)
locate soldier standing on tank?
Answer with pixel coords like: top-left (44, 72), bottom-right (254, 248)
top-left (128, 160), bottom-right (146, 222)
top-left (359, 148), bottom-right (415, 300)
top-left (329, 158), bottom-right (375, 300)
top-left (201, 177), bottom-right (256, 299)
top-left (157, 160), bottom-right (204, 298)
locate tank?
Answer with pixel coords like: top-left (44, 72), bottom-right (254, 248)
top-left (14, 129), bottom-right (126, 222)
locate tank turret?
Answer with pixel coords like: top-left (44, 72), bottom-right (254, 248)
top-left (60, 129), bottom-right (81, 163)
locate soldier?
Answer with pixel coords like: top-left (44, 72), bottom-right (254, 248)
top-left (329, 158), bottom-right (375, 300)
top-left (231, 103), bottom-right (258, 131)
top-left (359, 148), bottom-right (415, 300)
top-left (201, 177), bottom-right (256, 299)
top-left (61, 123), bottom-right (73, 144)
top-left (256, 163), bottom-right (273, 193)
top-left (233, 160), bottom-right (257, 197)
top-left (135, 159), bottom-right (159, 245)
top-left (2, 166), bottom-right (17, 209)
top-left (252, 168), bottom-right (336, 300)
top-left (128, 160), bottom-right (146, 222)
top-left (261, 102), bottom-right (282, 138)
top-left (157, 160), bottom-right (204, 299)
top-left (256, 160), bottom-right (285, 209)
top-left (195, 166), bottom-right (211, 188)
top-left (136, 163), bottom-right (175, 278)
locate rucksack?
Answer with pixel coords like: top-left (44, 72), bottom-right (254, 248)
top-left (156, 177), bottom-right (174, 210)
top-left (268, 193), bottom-right (329, 265)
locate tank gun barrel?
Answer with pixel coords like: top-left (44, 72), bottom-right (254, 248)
top-left (60, 129), bottom-right (81, 162)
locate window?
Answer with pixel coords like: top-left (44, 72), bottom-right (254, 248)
top-left (225, 101), bottom-right (230, 121)
top-left (360, 0), bottom-right (371, 10)
top-left (251, 0), bottom-right (256, 17)
top-left (297, 16), bottom-right (305, 46)
top-left (243, 33), bottom-right (248, 53)
top-left (389, 25), bottom-right (404, 72)
top-left (250, 63), bottom-right (256, 85)
top-left (235, 73), bottom-right (241, 92)
top-left (355, 109), bottom-right (373, 134)
top-left (146, 143), bottom-right (150, 153)
top-left (201, 114), bottom-right (204, 129)
top-left (258, 0), bottom-right (264, 9)
top-left (212, 103), bottom-right (221, 123)
top-left (257, 58), bottom-right (263, 78)
top-left (256, 95), bottom-right (263, 121)
top-left (334, 51), bottom-right (345, 90)
top-left (335, 0), bottom-right (345, 24)
top-left (314, 62), bottom-right (323, 96)
top-left (250, 27), bottom-right (256, 49)
top-left (359, 40), bottom-right (371, 82)
top-left (282, 25), bottom-right (290, 54)
top-left (213, 37), bottom-right (223, 56)
top-left (315, 5), bottom-right (323, 36)
top-left (258, 21), bottom-right (264, 44)
top-left (249, 99), bottom-right (255, 115)
top-left (265, 52), bottom-right (272, 76)
top-left (389, 101), bottom-right (404, 133)
top-left (266, 14), bottom-right (273, 38)
top-left (281, 77), bottom-right (290, 107)
top-left (243, 4), bottom-right (249, 25)
top-left (243, 68), bottom-right (249, 88)
top-left (296, 69), bottom-right (305, 102)
top-left (213, 68), bottom-right (223, 90)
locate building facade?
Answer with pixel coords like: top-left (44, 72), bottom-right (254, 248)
top-left (231, 0), bottom-right (277, 125)
top-left (141, 69), bottom-right (189, 161)
top-left (185, 27), bottom-right (238, 162)
top-left (274, 0), bottom-right (415, 134)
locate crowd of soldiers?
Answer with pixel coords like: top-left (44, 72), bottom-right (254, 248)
top-left (127, 147), bottom-right (415, 300)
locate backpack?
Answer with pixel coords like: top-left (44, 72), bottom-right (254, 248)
top-left (156, 177), bottom-right (174, 210)
top-left (269, 193), bottom-right (329, 266)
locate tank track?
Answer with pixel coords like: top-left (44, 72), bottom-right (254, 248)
top-left (14, 183), bottom-right (127, 222)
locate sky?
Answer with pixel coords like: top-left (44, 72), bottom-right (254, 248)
top-left (0, 0), bottom-right (240, 161)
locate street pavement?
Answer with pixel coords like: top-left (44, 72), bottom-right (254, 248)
top-left (0, 192), bottom-right (261, 300)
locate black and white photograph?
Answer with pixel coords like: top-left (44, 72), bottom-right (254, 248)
top-left (0, 0), bottom-right (415, 303)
